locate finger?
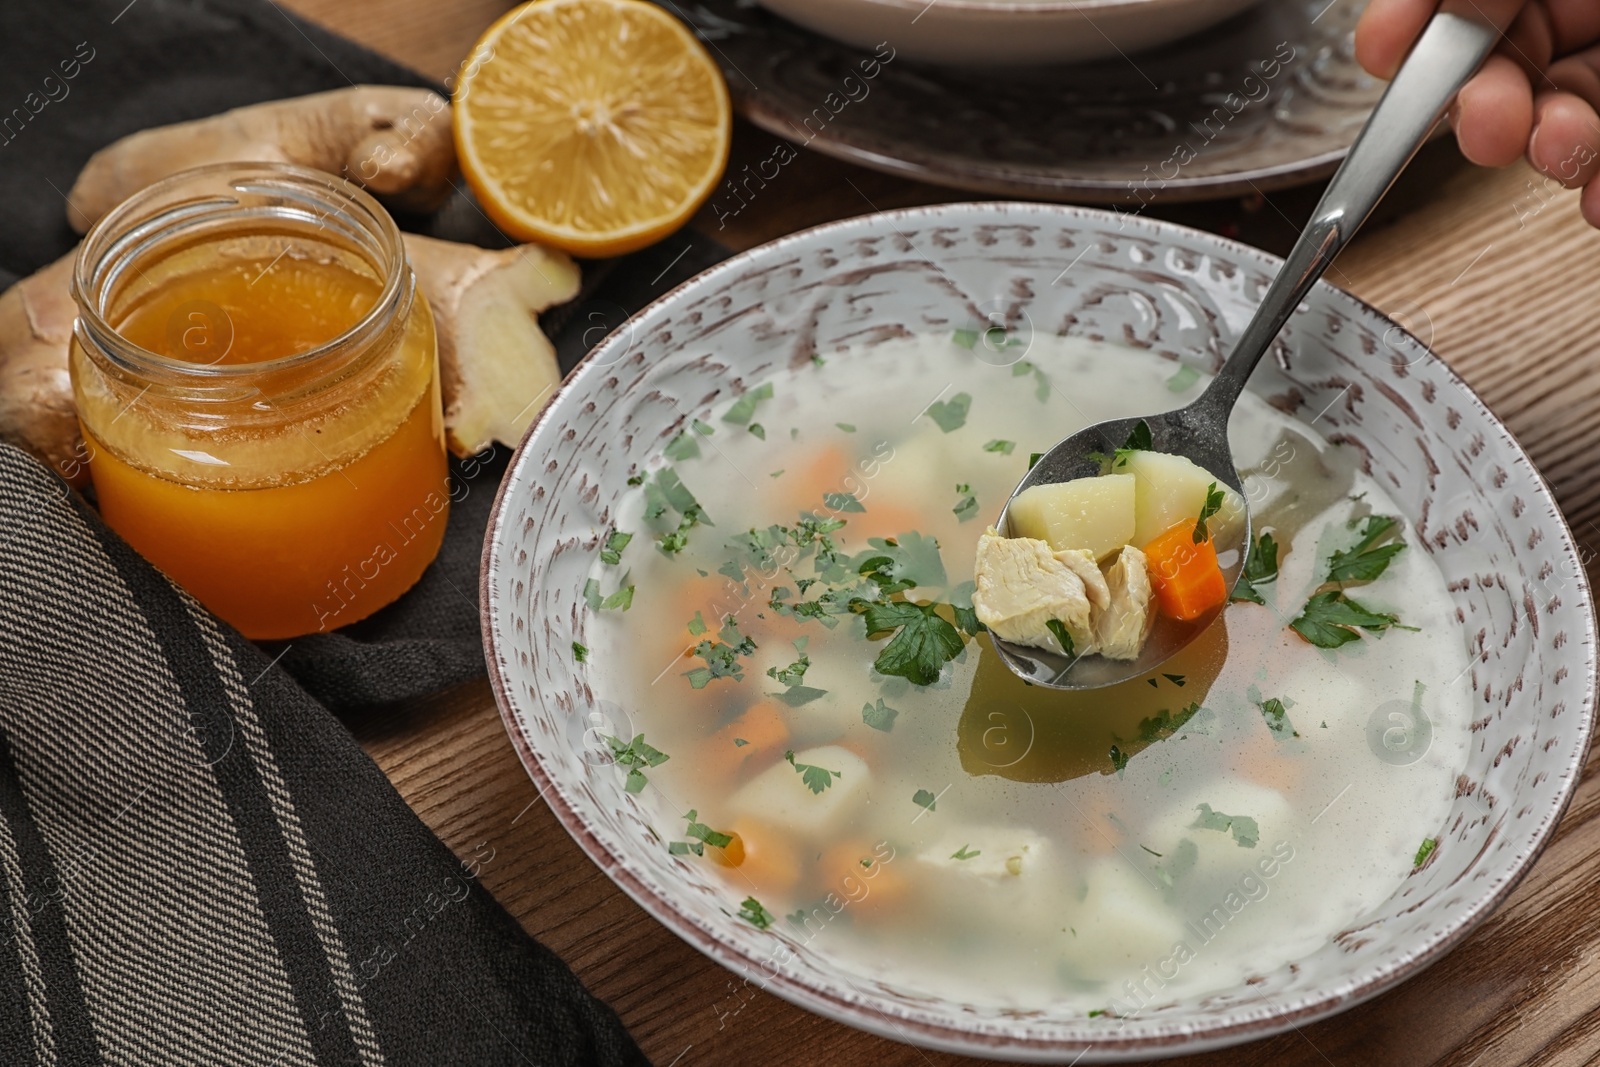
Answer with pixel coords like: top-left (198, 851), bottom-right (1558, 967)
top-left (1580, 174), bottom-right (1600, 229)
top-left (1453, 54), bottom-right (1537, 166)
top-left (1357, 0), bottom-right (1530, 81)
top-left (1547, 44), bottom-right (1600, 109)
top-left (1498, 1), bottom-right (1556, 84)
top-left (1544, 0), bottom-right (1600, 59)
top-left (1528, 91), bottom-right (1600, 187)
top-left (1356, 0), bottom-right (1444, 80)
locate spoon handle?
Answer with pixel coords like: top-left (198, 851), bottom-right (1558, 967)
top-left (1196, 2), bottom-right (1500, 417)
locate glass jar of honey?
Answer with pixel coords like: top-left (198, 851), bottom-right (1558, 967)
top-left (70, 162), bottom-right (449, 640)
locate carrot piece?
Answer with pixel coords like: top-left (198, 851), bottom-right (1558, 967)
top-left (816, 838), bottom-right (907, 916)
top-left (1143, 520), bottom-right (1228, 621)
top-left (713, 699), bottom-right (788, 754)
top-left (720, 817), bottom-right (799, 892)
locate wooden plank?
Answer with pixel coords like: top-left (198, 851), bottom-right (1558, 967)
top-left (280, 1), bottom-right (1600, 1062)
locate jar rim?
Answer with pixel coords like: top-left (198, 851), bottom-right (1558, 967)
top-left (71, 161), bottom-right (410, 383)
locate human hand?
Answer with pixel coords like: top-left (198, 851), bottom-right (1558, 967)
top-left (1356, 0), bottom-right (1600, 225)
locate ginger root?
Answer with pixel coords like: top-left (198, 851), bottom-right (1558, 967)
top-left (403, 234), bottom-right (581, 457)
top-left (0, 236), bottom-right (579, 483)
top-left (67, 86), bottom-right (457, 231)
top-left (0, 251), bottom-right (86, 486)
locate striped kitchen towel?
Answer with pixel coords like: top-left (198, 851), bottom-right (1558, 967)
top-left (0, 441), bottom-right (648, 1065)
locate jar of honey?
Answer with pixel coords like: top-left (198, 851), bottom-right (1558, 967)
top-left (69, 163), bottom-right (449, 640)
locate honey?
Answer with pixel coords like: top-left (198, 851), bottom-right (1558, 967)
top-left (70, 164), bottom-right (449, 640)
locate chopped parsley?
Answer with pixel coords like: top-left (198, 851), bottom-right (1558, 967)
top-left (733, 737), bottom-right (749, 747)
top-left (749, 423), bottom-right (766, 440)
top-left (952, 328), bottom-right (979, 349)
top-left (1191, 803), bottom-right (1259, 848)
top-left (668, 809), bottom-right (734, 856)
top-left (646, 467), bottom-right (712, 556)
top-left (1012, 359), bottom-right (1052, 401)
top-left (1109, 745), bottom-right (1130, 774)
top-left (862, 697), bottom-right (899, 732)
top-left (583, 578), bottom-right (635, 612)
top-left (1288, 516), bottom-right (1413, 648)
top-left (1290, 590), bottom-right (1407, 649)
top-left (600, 529), bottom-right (632, 565)
top-left (951, 844), bottom-right (980, 860)
top-left (738, 896), bottom-right (775, 930)
top-left (983, 439), bottom-right (1016, 455)
top-left (912, 788), bottom-right (938, 812)
top-left (836, 422), bottom-right (856, 433)
top-left (766, 647), bottom-right (827, 705)
top-left (823, 491), bottom-right (866, 513)
top-left (686, 611), bottom-right (707, 636)
top-left (1028, 451), bottom-right (1043, 470)
top-left (1192, 482), bottom-right (1224, 544)
top-left (1088, 420), bottom-right (1154, 471)
top-left (1232, 532), bottom-right (1280, 605)
top-left (1045, 619), bottom-right (1076, 657)
top-left (952, 484), bottom-right (979, 522)
top-left (1163, 673), bottom-right (1187, 687)
top-left (1167, 364), bottom-right (1200, 392)
top-left (784, 750), bottom-right (841, 794)
top-left (684, 616), bottom-right (757, 688)
top-left (626, 472), bottom-right (645, 486)
top-left (664, 430), bottom-right (701, 461)
top-left (1135, 701), bottom-right (1200, 743)
top-left (1326, 515), bottom-right (1407, 583)
top-left (1257, 695), bottom-right (1299, 738)
top-left (1413, 837), bottom-right (1438, 868)
top-left (925, 392), bottom-right (972, 432)
top-left (604, 734), bottom-right (669, 794)
top-left (571, 641), bottom-right (588, 662)
top-left (722, 382), bottom-right (774, 425)
top-left (855, 599), bottom-right (964, 685)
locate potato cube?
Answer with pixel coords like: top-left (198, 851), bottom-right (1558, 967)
top-left (1007, 474), bottom-right (1135, 560)
top-left (1122, 451), bottom-right (1242, 547)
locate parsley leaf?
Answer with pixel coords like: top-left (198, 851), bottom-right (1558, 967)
top-left (733, 737), bottom-right (749, 747)
top-left (1326, 515), bottom-right (1406, 583)
top-left (951, 844), bottom-right (980, 860)
top-left (983, 439), bottom-right (1016, 455)
top-left (686, 611), bottom-right (707, 636)
top-left (1167, 364), bottom-right (1200, 392)
top-left (749, 423), bottom-right (766, 440)
top-left (1193, 482), bottom-right (1224, 543)
top-left (738, 896), bottom-right (775, 929)
top-left (1045, 619), bottom-right (1076, 657)
top-left (784, 750), bottom-right (841, 794)
top-left (925, 392), bottom-right (972, 433)
top-left (1290, 590), bottom-right (1405, 648)
top-left (862, 698), bottom-right (899, 732)
top-left (682, 809), bottom-right (733, 850)
top-left (952, 484), bottom-right (979, 522)
top-left (1191, 803), bottom-right (1258, 848)
top-left (856, 600), bottom-right (965, 685)
top-left (1110, 744), bottom-right (1130, 774)
top-left (600, 529), bottom-right (632, 565)
top-left (767, 651), bottom-right (811, 688)
top-left (684, 617), bottom-right (757, 688)
top-left (912, 788), bottom-right (937, 812)
top-left (951, 328), bottom-right (979, 349)
top-left (1257, 696), bottom-right (1299, 738)
top-left (1028, 451), bottom-right (1043, 470)
top-left (1232, 532), bottom-right (1280, 604)
top-left (1122, 420), bottom-right (1153, 453)
top-left (572, 641), bottom-right (588, 662)
top-left (824, 491), bottom-right (866, 513)
top-left (767, 649), bottom-right (827, 705)
top-left (1413, 837), bottom-right (1438, 868)
top-left (723, 382), bottom-right (774, 425)
top-left (605, 734), bottom-right (669, 794)
top-left (664, 431), bottom-right (700, 461)
top-left (1135, 701), bottom-right (1200, 743)
top-left (584, 578), bottom-right (635, 612)
top-left (836, 422), bottom-right (856, 433)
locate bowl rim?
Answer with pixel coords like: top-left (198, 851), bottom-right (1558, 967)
top-left (480, 201), bottom-right (1599, 1060)
top-left (759, 0), bottom-right (1237, 17)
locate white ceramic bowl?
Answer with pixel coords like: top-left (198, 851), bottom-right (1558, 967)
top-left (482, 203), bottom-right (1597, 1060)
top-left (755, 0), bottom-right (1262, 66)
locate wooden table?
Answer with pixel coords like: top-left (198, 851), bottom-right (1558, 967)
top-left (283, 2), bottom-right (1600, 1062)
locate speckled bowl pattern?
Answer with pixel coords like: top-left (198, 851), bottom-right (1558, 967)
top-left (482, 204), bottom-right (1597, 1061)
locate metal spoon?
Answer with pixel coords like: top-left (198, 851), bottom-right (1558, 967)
top-left (990, 4), bottom-right (1500, 690)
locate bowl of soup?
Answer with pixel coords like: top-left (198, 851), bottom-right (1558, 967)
top-left (753, 0), bottom-right (1262, 66)
top-left (481, 203), bottom-right (1596, 1060)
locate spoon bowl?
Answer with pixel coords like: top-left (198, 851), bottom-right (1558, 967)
top-left (991, 401), bottom-right (1251, 688)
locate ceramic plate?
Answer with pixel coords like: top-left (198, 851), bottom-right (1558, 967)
top-left (482, 203), bottom-right (1596, 1060)
top-left (666, 0), bottom-right (1384, 203)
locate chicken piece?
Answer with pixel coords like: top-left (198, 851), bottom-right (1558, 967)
top-left (1055, 548), bottom-right (1110, 613)
top-left (1095, 545), bottom-right (1157, 661)
top-left (972, 528), bottom-right (1096, 654)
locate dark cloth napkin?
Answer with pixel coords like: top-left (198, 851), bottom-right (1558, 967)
top-left (0, 0), bottom-right (735, 1062)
